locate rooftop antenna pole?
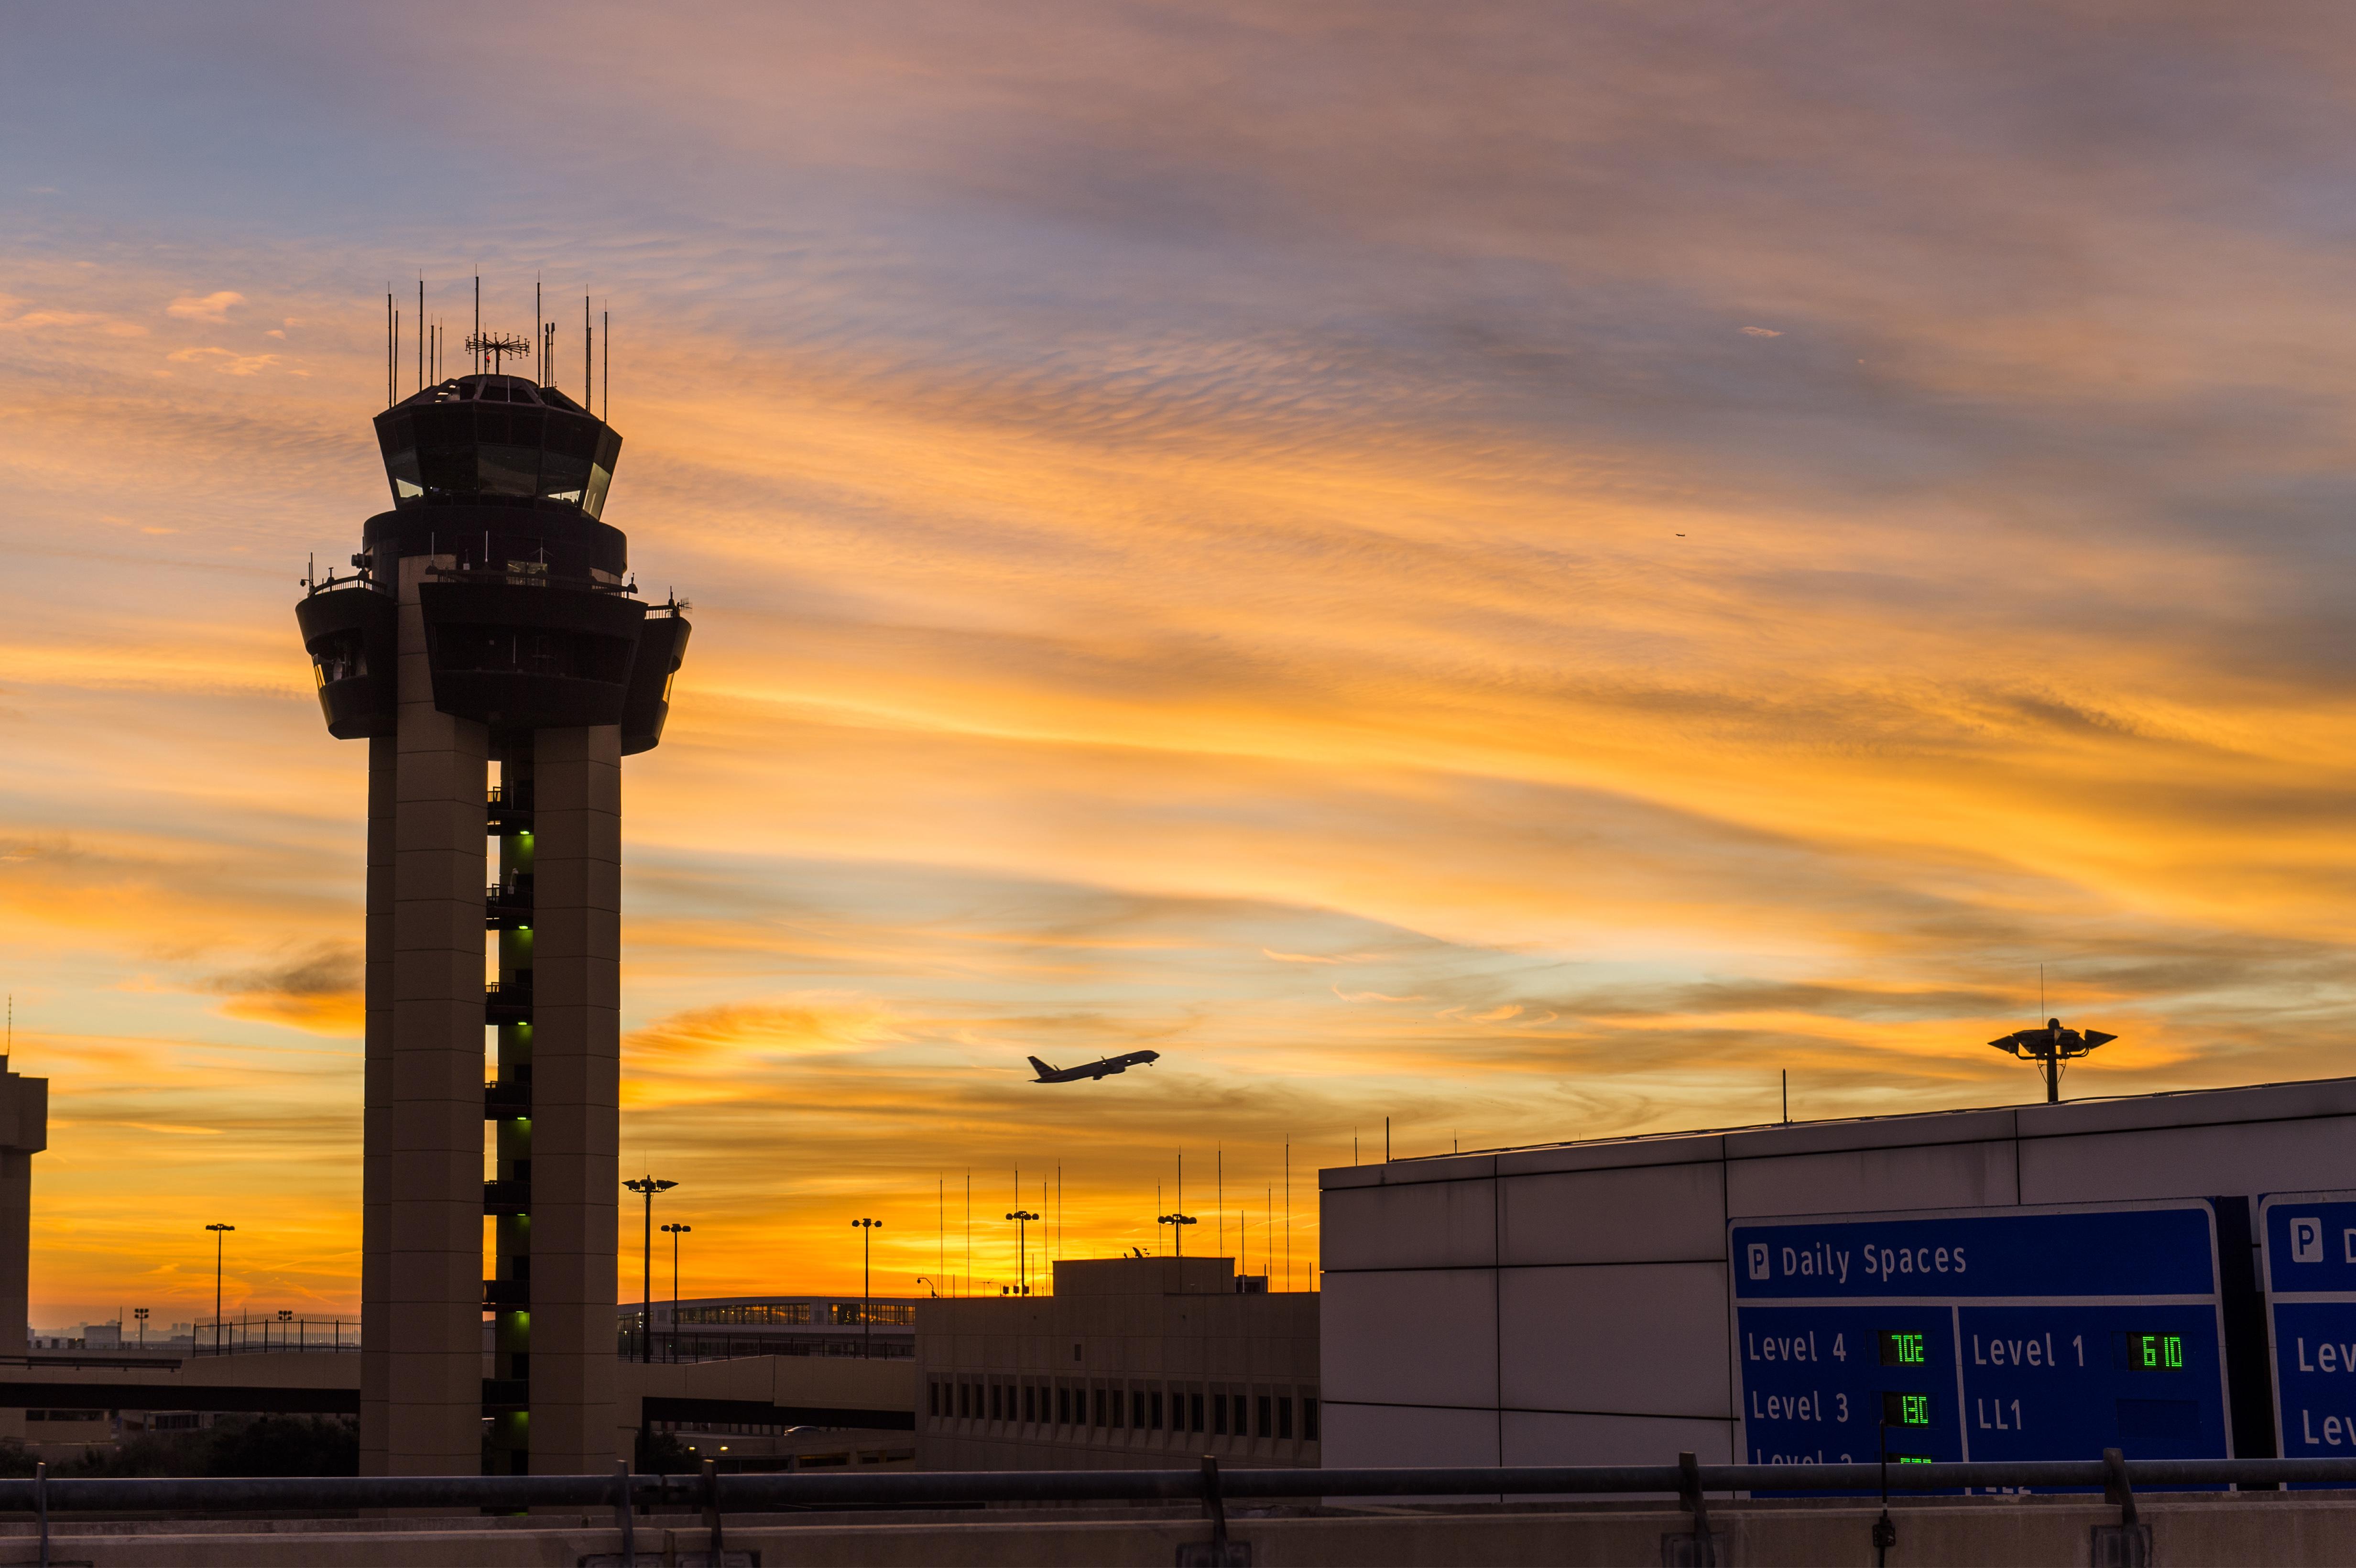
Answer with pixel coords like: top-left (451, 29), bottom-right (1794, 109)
top-left (384, 291), bottom-right (393, 406)
top-left (602, 306), bottom-right (609, 422)
top-left (535, 275), bottom-right (542, 384)
top-left (473, 276), bottom-right (481, 373)
top-left (585, 294), bottom-right (592, 411)
top-left (2040, 965), bottom-right (2051, 1102)
top-left (416, 279), bottom-right (424, 393)
top-left (1216, 1146), bottom-right (1223, 1265)
top-left (1783, 1070), bottom-right (1789, 1124)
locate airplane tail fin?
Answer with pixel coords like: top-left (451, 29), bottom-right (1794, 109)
top-left (1027, 1055), bottom-right (1055, 1079)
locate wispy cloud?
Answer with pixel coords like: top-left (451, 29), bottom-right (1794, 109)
top-left (201, 945), bottom-right (361, 1034)
top-left (7, 1), bottom-right (2356, 1318)
top-left (164, 291), bottom-right (242, 322)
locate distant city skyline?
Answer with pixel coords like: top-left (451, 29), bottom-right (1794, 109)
top-left (8, 3), bottom-right (2356, 1324)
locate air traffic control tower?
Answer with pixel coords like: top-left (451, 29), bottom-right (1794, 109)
top-left (294, 358), bottom-right (688, 1476)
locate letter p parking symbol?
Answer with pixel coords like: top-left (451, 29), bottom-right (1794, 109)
top-left (1747, 1243), bottom-right (1769, 1281)
top-left (2292, 1217), bottom-right (2323, 1264)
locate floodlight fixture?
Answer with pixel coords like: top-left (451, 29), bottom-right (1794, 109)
top-left (1988, 1017), bottom-right (2117, 1104)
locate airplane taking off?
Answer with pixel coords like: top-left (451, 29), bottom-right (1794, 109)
top-left (1028, 1051), bottom-right (1159, 1083)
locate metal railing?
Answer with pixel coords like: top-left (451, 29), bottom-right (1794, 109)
top-left (190, 1319), bottom-right (356, 1355)
top-left (4, 1453), bottom-right (2349, 1568)
top-left (3, 1454), bottom-right (2356, 1516)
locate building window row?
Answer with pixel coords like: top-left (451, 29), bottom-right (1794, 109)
top-left (668, 1301), bottom-right (918, 1328)
top-left (927, 1375), bottom-right (1317, 1443)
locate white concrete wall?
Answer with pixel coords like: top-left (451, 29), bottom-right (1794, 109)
top-left (1320, 1076), bottom-right (2356, 1468)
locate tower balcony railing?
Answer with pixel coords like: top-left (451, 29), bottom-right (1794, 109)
top-left (484, 1074), bottom-right (532, 1119)
top-left (486, 975), bottom-right (534, 1024)
top-left (485, 783), bottom-right (535, 831)
top-left (483, 1179), bottom-right (532, 1216)
top-left (486, 880), bottom-right (535, 929)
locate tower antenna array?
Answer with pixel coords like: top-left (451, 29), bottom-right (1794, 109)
top-left (465, 330), bottom-right (532, 376)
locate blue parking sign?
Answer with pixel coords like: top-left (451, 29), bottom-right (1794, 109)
top-left (1731, 1199), bottom-right (2232, 1491)
top-left (2260, 1192), bottom-right (2356, 1462)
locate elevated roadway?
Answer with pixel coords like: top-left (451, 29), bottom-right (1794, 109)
top-left (0, 1351), bottom-right (915, 1437)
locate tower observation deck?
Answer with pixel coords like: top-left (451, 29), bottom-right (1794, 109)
top-left (295, 368), bottom-right (689, 1476)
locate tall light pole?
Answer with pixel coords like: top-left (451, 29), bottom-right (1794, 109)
top-left (1005, 1210), bottom-right (1040, 1295)
top-left (660, 1222), bottom-right (690, 1364)
top-left (850, 1218), bottom-right (882, 1359)
top-left (132, 1307), bottom-right (148, 1350)
top-left (623, 1176), bottom-right (676, 1363)
top-left (1157, 1211), bottom-right (1196, 1262)
top-left (204, 1224), bottom-right (233, 1353)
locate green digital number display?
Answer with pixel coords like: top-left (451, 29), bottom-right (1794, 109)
top-left (1878, 1330), bottom-right (1927, 1367)
top-left (1882, 1391), bottom-right (1931, 1427)
top-left (2115, 1331), bottom-right (2184, 1372)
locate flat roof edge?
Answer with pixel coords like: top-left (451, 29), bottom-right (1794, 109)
top-left (1317, 1072), bottom-right (2356, 1184)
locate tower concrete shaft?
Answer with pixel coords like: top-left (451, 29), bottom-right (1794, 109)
top-left (301, 367), bottom-right (688, 1476)
top-left (0, 1066), bottom-right (47, 1446)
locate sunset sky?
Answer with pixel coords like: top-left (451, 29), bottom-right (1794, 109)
top-left (8, 3), bottom-right (2356, 1328)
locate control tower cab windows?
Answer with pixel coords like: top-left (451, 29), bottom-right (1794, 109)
top-left (373, 375), bottom-right (621, 518)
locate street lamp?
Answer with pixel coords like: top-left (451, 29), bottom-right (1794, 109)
top-left (850, 1218), bottom-right (883, 1359)
top-left (660, 1222), bottom-right (691, 1363)
top-left (623, 1176), bottom-right (676, 1363)
top-left (916, 1276), bottom-right (938, 1298)
top-left (1005, 1210), bottom-right (1040, 1296)
top-left (204, 1224), bottom-right (234, 1354)
top-left (132, 1307), bottom-right (149, 1350)
top-left (1157, 1211), bottom-right (1197, 1261)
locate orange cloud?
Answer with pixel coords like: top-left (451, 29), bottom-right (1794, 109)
top-left (164, 291), bottom-right (243, 321)
top-left (14, 7), bottom-right (2356, 1315)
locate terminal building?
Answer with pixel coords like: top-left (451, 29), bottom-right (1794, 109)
top-left (1320, 1074), bottom-right (2356, 1471)
top-left (917, 1255), bottom-right (1319, 1470)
